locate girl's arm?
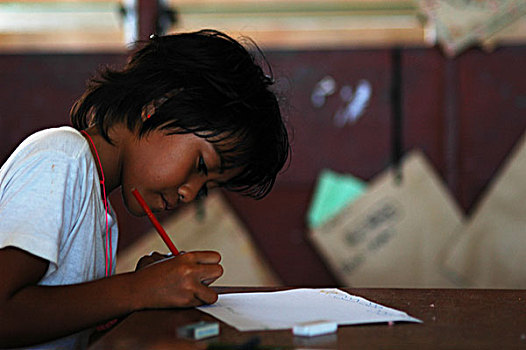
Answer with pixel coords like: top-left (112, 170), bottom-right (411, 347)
top-left (0, 247), bottom-right (222, 348)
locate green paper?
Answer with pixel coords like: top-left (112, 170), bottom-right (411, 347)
top-left (307, 169), bottom-right (367, 229)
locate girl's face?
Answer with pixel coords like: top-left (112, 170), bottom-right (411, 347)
top-left (120, 129), bottom-right (241, 216)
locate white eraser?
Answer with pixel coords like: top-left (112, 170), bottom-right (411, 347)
top-left (292, 320), bottom-right (337, 337)
top-left (177, 321), bottom-right (220, 340)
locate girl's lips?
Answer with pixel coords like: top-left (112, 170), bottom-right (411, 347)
top-left (161, 193), bottom-right (176, 211)
top-left (160, 194), bottom-right (168, 211)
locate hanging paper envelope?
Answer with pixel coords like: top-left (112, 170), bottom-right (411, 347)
top-left (442, 131), bottom-right (526, 288)
top-left (309, 150), bottom-right (463, 288)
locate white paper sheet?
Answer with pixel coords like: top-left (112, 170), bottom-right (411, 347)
top-left (197, 288), bottom-right (421, 331)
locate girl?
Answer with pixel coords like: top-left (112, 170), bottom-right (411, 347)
top-left (0, 29), bottom-right (289, 349)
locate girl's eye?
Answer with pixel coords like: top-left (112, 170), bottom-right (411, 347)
top-left (198, 156), bottom-right (208, 176)
top-left (196, 185), bottom-right (208, 200)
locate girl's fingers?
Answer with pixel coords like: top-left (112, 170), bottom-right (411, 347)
top-left (180, 251), bottom-right (221, 264)
top-left (201, 277), bottom-right (218, 286)
top-left (136, 250), bottom-right (223, 307)
top-left (193, 285), bottom-right (219, 305)
top-left (136, 251), bottom-right (173, 270)
top-left (196, 263), bottom-right (223, 283)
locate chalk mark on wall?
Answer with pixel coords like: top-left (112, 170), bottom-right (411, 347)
top-left (311, 76), bottom-right (372, 127)
top-left (311, 75), bottom-right (337, 108)
top-left (333, 79), bottom-right (372, 128)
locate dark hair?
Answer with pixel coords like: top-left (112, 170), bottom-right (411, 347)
top-left (71, 29), bottom-right (289, 199)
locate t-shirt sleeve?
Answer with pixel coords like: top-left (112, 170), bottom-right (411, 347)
top-left (0, 149), bottom-right (81, 273)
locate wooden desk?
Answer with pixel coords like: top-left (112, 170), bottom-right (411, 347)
top-left (90, 287), bottom-right (526, 349)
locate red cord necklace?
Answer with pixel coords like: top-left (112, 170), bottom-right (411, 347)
top-left (80, 130), bottom-right (112, 277)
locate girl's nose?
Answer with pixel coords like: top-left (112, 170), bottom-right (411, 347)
top-left (178, 177), bottom-right (207, 203)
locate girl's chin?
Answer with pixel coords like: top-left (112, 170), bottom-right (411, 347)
top-left (121, 189), bottom-right (145, 217)
top-left (125, 203), bottom-right (144, 217)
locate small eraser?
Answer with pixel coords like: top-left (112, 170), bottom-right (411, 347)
top-left (177, 321), bottom-right (220, 340)
top-left (292, 320), bottom-right (337, 337)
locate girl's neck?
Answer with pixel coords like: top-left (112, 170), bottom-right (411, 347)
top-left (81, 126), bottom-right (122, 194)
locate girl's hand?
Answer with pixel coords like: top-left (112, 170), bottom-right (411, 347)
top-left (135, 251), bottom-right (174, 271)
top-left (133, 250), bottom-right (223, 309)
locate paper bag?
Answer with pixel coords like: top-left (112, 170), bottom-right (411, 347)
top-left (416, 0), bottom-right (526, 56)
top-left (116, 192), bottom-right (280, 286)
top-left (307, 169), bottom-right (367, 230)
top-left (442, 132), bottom-right (526, 288)
top-left (309, 150), bottom-right (463, 288)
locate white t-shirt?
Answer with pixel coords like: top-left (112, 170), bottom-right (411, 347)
top-left (0, 126), bottom-right (119, 349)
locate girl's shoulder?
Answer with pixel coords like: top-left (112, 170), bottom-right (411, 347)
top-left (16, 126), bottom-right (88, 159)
top-left (1, 127), bottom-right (92, 177)
top-left (24, 126), bottom-right (84, 147)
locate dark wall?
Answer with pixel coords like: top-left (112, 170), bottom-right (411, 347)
top-left (1, 45), bottom-right (525, 286)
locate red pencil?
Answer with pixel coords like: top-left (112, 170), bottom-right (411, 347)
top-left (131, 188), bottom-right (180, 255)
